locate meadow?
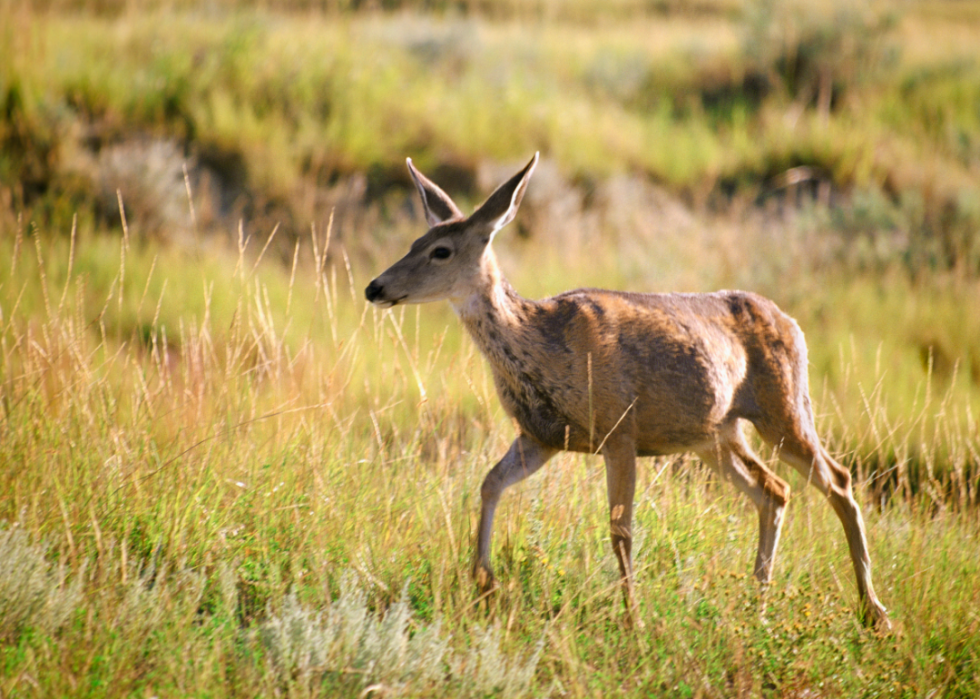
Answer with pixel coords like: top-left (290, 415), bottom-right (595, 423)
top-left (2, 0), bottom-right (980, 696)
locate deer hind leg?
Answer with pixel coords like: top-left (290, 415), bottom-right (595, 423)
top-left (601, 437), bottom-right (640, 624)
top-left (474, 435), bottom-right (556, 594)
top-left (696, 424), bottom-right (790, 585)
top-left (761, 424), bottom-right (891, 630)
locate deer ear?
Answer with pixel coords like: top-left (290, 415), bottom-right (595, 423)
top-left (407, 158), bottom-right (463, 227)
top-left (470, 153), bottom-right (538, 236)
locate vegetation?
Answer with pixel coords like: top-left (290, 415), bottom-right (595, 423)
top-left (2, 0), bottom-right (979, 696)
top-left (5, 0), bottom-right (980, 262)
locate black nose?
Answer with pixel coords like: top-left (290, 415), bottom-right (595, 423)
top-left (365, 280), bottom-right (384, 302)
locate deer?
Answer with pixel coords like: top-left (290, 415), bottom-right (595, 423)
top-left (365, 153), bottom-right (891, 631)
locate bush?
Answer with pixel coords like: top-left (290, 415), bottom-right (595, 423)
top-left (0, 527), bottom-right (83, 642)
top-left (259, 574), bottom-right (544, 696)
top-left (744, 0), bottom-right (899, 113)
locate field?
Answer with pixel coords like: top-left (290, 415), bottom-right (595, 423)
top-left (2, 0), bottom-right (980, 696)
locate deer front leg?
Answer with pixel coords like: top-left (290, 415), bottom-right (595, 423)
top-left (474, 435), bottom-right (556, 594)
top-left (602, 438), bottom-right (639, 624)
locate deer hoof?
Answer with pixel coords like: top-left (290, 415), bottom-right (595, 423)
top-left (473, 565), bottom-right (498, 595)
top-left (864, 605), bottom-right (893, 634)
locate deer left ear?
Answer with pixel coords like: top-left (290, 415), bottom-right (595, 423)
top-left (470, 153), bottom-right (539, 235)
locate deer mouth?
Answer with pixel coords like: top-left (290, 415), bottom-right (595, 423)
top-left (371, 295), bottom-right (407, 309)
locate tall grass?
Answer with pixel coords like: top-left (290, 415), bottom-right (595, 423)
top-left (2, 206), bottom-right (980, 695)
top-left (3, 0), bottom-right (980, 695)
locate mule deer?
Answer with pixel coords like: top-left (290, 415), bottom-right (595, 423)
top-left (365, 153), bottom-right (890, 630)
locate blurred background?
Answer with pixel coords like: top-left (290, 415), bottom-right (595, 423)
top-left (5, 1), bottom-right (979, 264)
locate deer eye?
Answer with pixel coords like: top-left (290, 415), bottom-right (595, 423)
top-left (430, 246), bottom-right (452, 260)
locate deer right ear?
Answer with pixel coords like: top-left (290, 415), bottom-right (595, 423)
top-left (407, 158), bottom-right (464, 227)
top-left (469, 152), bottom-right (538, 236)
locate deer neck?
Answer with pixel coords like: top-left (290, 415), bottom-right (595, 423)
top-left (451, 250), bottom-right (534, 369)
top-left (450, 250), bottom-right (578, 450)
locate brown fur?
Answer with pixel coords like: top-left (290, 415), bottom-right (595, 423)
top-left (365, 154), bottom-right (891, 630)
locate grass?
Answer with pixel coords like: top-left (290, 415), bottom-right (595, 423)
top-left (2, 214), bottom-right (980, 696)
top-left (3, 0), bottom-right (980, 695)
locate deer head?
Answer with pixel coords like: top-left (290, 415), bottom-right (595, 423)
top-left (365, 153), bottom-right (538, 308)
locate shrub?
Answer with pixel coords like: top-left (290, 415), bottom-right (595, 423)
top-left (743, 0), bottom-right (899, 113)
top-left (0, 527), bottom-right (83, 642)
top-left (259, 574), bottom-right (544, 696)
